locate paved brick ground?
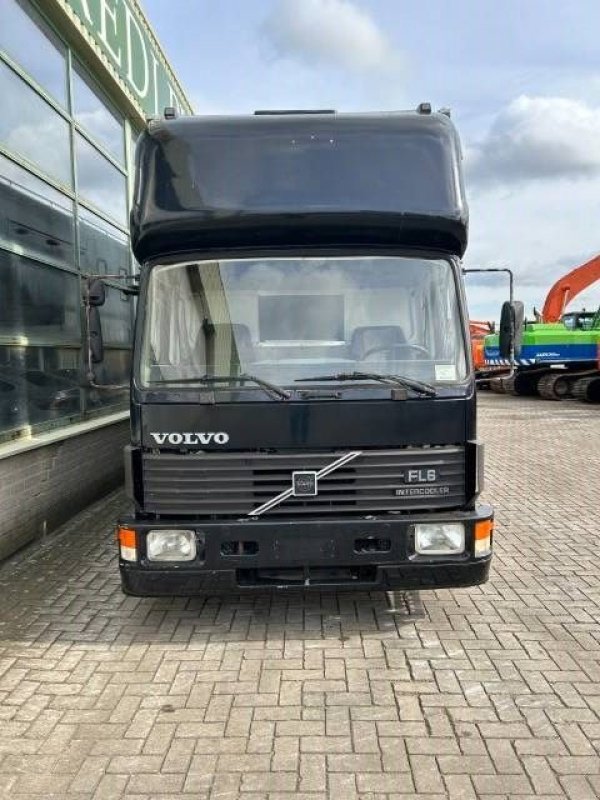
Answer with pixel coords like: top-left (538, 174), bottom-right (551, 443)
top-left (0, 394), bottom-right (599, 800)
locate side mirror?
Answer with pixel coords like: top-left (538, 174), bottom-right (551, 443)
top-left (499, 300), bottom-right (524, 359)
top-left (88, 278), bottom-right (106, 307)
top-left (89, 307), bottom-right (104, 363)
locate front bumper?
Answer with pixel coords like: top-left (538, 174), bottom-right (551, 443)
top-left (118, 504), bottom-right (493, 595)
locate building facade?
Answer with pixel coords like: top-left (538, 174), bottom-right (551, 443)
top-left (0, 0), bottom-right (192, 559)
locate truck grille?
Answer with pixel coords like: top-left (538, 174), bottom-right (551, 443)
top-left (142, 447), bottom-right (465, 517)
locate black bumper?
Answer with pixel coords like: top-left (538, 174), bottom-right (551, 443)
top-left (119, 504), bottom-right (493, 595)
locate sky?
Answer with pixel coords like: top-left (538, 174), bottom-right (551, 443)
top-left (141, 0), bottom-right (600, 321)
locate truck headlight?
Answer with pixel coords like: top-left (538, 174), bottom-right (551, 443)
top-left (414, 523), bottom-right (465, 555)
top-left (147, 530), bottom-right (196, 561)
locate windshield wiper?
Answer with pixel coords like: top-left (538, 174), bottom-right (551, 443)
top-left (295, 371), bottom-right (437, 397)
top-left (152, 373), bottom-right (291, 400)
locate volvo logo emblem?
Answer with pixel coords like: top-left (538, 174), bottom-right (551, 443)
top-left (248, 451), bottom-right (362, 517)
top-left (292, 471), bottom-right (318, 496)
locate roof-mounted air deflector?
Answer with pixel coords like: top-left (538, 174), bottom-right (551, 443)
top-left (132, 111), bottom-right (468, 261)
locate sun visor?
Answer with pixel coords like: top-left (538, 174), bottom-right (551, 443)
top-left (131, 112), bottom-right (468, 261)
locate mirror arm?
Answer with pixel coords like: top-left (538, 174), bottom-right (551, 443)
top-left (463, 267), bottom-right (516, 379)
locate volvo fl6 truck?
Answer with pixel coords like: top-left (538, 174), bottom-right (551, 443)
top-left (113, 106), bottom-right (498, 595)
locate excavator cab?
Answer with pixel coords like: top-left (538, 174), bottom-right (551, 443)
top-left (562, 311), bottom-right (596, 331)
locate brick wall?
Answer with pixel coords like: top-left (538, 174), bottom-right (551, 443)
top-left (0, 420), bottom-right (129, 561)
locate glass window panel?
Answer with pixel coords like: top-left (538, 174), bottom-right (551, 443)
top-left (0, 344), bottom-right (81, 434)
top-left (0, 0), bottom-right (67, 105)
top-left (130, 128), bottom-right (140, 166)
top-left (0, 61), bottom-right (71, 186)
top-left (0, 153), bottom-right (74, 266)
top-left (100, 285), bottom-right (133, 346)
top-left (128, 128), bottom-right (140, 209)
top-left (142, 257), bottom-right (467, 390)
top-left (72, 64), bottom-right (124, 162)
top-left (0, 251), bottom-right (80, 342)
top-left (78, 206), bottom-right (129, 276)
top-left (75, 133), bottom-right (127, 223)
top-left (86, 349), bottom-right (130, 411)
top-left (131, 249), bottom-right (141, 274)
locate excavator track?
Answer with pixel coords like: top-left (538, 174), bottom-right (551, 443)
top-left (537, 373), bottom-right (572, 400)
top-left (512, 371), bottom-right (540, 396)
top-left (572, 375), bottom-right (600, 403)
top-left (489, 375), bottom-right (512, 394)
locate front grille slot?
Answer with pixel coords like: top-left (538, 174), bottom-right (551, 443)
top-left (253, 466), bottom-right (358, 508)
top-left (237, 566), bottom-right (378, 586)
top-left (142, 447), bottom-right (466, 517)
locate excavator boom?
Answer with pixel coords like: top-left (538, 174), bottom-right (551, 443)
top-left (469, 320), bottom-right (493, 337)
top-left (542, 254), bottom-right (600, 322)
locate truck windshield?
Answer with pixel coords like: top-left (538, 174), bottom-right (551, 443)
top-left (140, 257), bottom-right (467, 390)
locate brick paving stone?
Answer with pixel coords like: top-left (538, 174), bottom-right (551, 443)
top-left (0, 395), bottom-right (599, 799)
top-left (560, 774), bottom-right (599, 800)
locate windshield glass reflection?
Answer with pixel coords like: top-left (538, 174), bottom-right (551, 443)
top-left (141, 256), bottom-right (467, 391)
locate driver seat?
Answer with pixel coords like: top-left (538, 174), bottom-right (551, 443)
top-left (350, 325), bottom-right (406, 361)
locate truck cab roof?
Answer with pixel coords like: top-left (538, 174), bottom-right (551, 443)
top-left (131, 109), bottom-right (468, 263)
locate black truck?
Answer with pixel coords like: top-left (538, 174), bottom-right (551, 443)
top-left (110, 106), bottom-right (503, 595)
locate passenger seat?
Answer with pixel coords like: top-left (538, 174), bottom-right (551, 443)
top-left (349, 325), bottom-right (406, 361)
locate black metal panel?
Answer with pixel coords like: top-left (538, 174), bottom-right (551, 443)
top-left (132, 212), bottom-right (467, 263)
top-left (131, 112), bottom-right (468, 260)
top-left (121, 558), bottom-right (490, 594)
top-left (140, 398), bottom-right (469, 450)
top-left (142, 446), bottom-right (465, 516)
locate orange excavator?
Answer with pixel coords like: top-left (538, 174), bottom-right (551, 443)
top-left (470, 320), bottom-right (494, 373)
top-left (541, 253), bottom-right (600, 322)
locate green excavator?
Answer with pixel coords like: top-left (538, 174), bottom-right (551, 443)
top-left (484, 255), bottom-right (600, 402)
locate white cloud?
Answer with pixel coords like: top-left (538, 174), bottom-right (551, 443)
top-left (467, 95), bottom-right (600, 184)
top-left (462, 95), bottom-right (600, 320)
top-left (7, 118), bottom-right (70, 186)
top-left (261, 0), bottom-right (401, 74)
top-left (464, 174), bottom-right (600, 321)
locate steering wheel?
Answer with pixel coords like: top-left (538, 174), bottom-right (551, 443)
top-left (361, 343), bottom-right (430, 360)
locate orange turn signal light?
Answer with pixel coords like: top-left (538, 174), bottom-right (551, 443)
top-left (474, 520), bottom-right (493, 540)
top-left (117, 527), bottom-right (136, 548)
